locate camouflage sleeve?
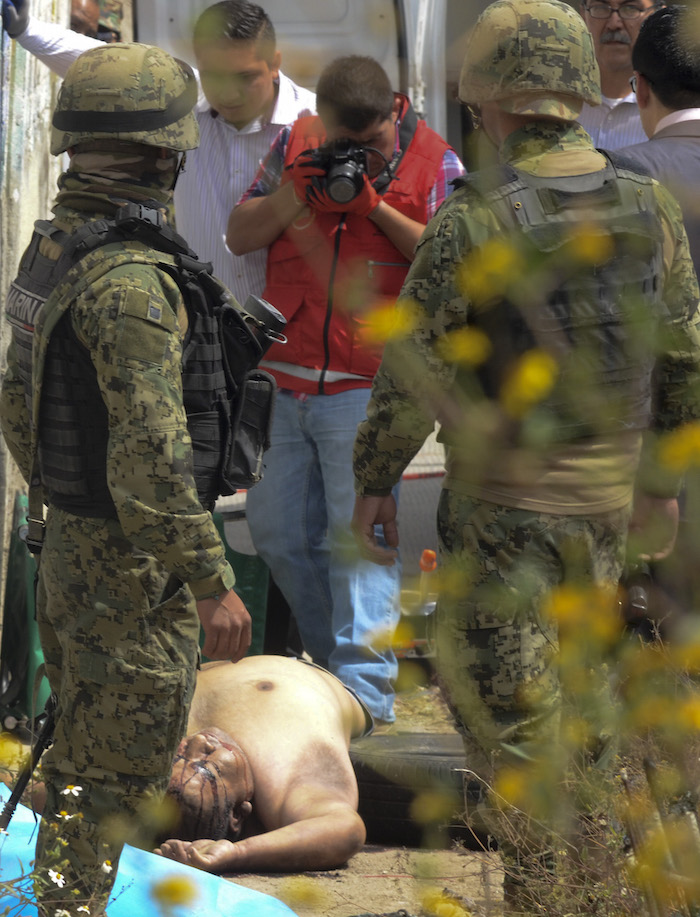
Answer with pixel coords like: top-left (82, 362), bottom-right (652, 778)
top-left (0, 338), bottom-right (33, 483)
top-left (637, 184), bottom-right (700, 497)
top-left (71, 264), bottom-right (233, 591)
top-left (354, 197), bottom-right (486, 495)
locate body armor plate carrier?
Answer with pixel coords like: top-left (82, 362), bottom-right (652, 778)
top-left (452, 153), bottom-right (666, 444)
top-left (5, 203), bottom-right (285, 519)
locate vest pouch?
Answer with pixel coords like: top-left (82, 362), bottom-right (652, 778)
top-left (220, 370), bottom-right (276, 493)
top-left (219, 302), bottom-right (265, 394)
top-left (187, 411), bottom-right (224, 508)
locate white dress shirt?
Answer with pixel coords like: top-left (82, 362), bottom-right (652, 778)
top-left (579, 92), bottom-right (647, 150)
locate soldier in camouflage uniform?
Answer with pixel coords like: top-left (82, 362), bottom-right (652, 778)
top-left (97, 0), bottom-right (121, 42)
top-left (0, 44), bottom-right (251, 916)
top-left (351, 0), bottom-right (700, 909)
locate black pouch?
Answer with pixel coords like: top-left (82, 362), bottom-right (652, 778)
top-left (221, 369), bottom-right (276, 491)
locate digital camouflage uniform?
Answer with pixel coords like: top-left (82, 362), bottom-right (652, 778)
top-left (0, 45), bottom-right (236, 916)
top-left (98, 0), bottom-right (122, 40)
top-left (353, 0), bottom-right (700, 901)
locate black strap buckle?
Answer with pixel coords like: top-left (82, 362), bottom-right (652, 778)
top-left (22, 515), bottom-right (46, 555)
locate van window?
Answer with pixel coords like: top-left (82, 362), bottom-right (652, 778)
top-left (134, 0), bottom-right (406, 93)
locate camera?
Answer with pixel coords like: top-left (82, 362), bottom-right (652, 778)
top-left (307, 139), bottom-right (368, 205)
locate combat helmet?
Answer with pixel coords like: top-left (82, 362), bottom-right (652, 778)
top-left (51, 42), bottom-right (199, 155)
top-left (459, 0), bottom-right (601, 120)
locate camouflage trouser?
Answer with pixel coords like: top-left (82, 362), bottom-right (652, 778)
top-left (435, 490), bottom-right (630, 859)
top-left (34, 507), bottom-right (199, 916)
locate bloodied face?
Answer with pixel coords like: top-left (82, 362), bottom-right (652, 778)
top-left (166, 727), bottom-right (254, 841)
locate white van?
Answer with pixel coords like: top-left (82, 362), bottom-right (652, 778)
top-left (133, 0), bottom-right (487, 162)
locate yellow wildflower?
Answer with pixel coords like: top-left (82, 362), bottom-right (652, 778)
top-left (457, 237), bottom-right (526, 306)
top-left (357, 297), bottom-right (420, 344)
top-left (564, 223), bottom-right (615, 265)
top-left (500, 349), bottom-right (558, 417)
top-left (410, 789), bottom-right (459, 826)
top-left (421, 885), bottom-right (472, 917)
top-left (150, 874), bottom-right (198, 909)
top-left (657, 422), bottom-right (700, 473)
top-left (280, 876), bottom-right (331, 911)
top-left (436, 327), bottom-right (491, 367)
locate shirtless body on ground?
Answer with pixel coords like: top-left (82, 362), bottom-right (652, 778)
top-left (155, 654), bottom-right (372, 874)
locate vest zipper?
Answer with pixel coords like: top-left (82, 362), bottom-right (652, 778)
top-left (319, 215), bottom-right (346, 395)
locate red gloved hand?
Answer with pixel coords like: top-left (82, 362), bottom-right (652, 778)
top-left (307, 173), bottom-right (381, 217)
top-left (289, 151), bottom-right (326, 205)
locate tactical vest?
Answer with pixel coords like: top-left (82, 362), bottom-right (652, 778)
top-left (5, 204), bottom-right (276, 519)
top-left (454, 154), bottom-right (666, 443)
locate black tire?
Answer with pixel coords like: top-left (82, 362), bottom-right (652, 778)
top-left (350, 733), bottom-right (488, 850)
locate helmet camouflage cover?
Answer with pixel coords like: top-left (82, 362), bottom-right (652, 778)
top-left (459, 0), bottom-right (601, 120)
top-left (51, 42), bottom-right (199, 155)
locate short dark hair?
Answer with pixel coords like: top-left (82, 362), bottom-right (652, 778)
top-left (193, 1), bottom-right (276, 61)
top-left (316, 56), bottom-right (394, 133)
top-left (633, 5), bottom-right (700, 110)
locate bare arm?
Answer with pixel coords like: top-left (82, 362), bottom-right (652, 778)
top-left (227, 181), bottom-right (426, 261)
top-left (157, 802), bottom-right (365, 873)
top-left (367, 200), bottom-right (425, 262)
top-left (226, 183), bottom-right (306, 255)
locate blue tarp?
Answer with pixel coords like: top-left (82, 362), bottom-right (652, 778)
top-left (0, 785), bottom-right (298, 916)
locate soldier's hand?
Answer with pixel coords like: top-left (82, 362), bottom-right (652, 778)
top-left (196, 589), bottom-right (252, 662)
top-left (628, 493), bottom-right (679, 562)
top-left (351, 494), bottom-right (399, 566)
top-left (2, 0), bottom-right (29, 38)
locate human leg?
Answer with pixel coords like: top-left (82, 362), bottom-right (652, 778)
top-left (434, 492), bottom-right (629, 910)
top-left (34, 509), bottom-right (199, 915)
top-left (310, 389), bottom-right (401, 723)
top-left (245, 391), bottom-right (335, 665)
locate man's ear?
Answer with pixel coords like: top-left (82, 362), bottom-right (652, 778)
top-left (635, 72), bottom-right (652, 109)
top-left (228, 799), bottom-right (253, 840)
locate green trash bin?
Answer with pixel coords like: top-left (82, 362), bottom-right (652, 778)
top-left (0, 493), bottom-right (51, 728)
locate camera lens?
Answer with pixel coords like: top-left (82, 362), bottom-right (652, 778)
top-left (326, 163), bottom-right (365, 204)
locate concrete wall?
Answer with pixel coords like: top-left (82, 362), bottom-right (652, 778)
top-left (0, 0), bottom-right (70, 611)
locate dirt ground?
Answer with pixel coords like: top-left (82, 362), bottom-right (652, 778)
top-left (1, 676), bottom-right (504, 917)
top-left (230, 679), bottom-right (505, 917)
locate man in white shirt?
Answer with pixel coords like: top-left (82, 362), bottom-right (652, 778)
top-left (1, 0), bottom-right (316, 303)
top-left (578, 0), bottom-right (663, 149)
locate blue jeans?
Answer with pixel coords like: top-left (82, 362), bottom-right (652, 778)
top-left (245, 388), bottom-right (400, 722)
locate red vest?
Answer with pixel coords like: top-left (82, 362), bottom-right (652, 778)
top-left (262, 96), bottom-right (450, 394)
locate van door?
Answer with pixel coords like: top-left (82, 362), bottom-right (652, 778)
top-left (134, 0), bottom-right (407, 96)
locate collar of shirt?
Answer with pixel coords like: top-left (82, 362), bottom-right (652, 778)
top-left (654, 108), bottom-right (700, 136)
top-left (600, 90), bottom-right (637, 108)
top-left (197, 71), bottom-right (313, 134)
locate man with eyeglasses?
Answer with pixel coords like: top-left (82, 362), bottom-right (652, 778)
top-left (579, 0), bottom-right (664, 148)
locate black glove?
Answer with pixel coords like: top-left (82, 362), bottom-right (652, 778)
top-left (2, 0), bottom-right (29, 37)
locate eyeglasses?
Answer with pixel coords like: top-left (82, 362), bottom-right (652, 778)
top-left (629, 74), bottom-right (637, 93)
top-left (584, 3), bottom-right (659, 19)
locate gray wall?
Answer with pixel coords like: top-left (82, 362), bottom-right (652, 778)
top-left (0, 0), bottom-right (70, 613)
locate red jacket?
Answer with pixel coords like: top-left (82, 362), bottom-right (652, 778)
top-left (261, 95), bottom-right (450, 394)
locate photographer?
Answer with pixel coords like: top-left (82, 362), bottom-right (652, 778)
top-left (227, 55), bottom-right (465, 726)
